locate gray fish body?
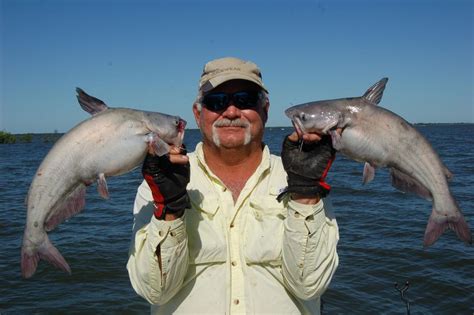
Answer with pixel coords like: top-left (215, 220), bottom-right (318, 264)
top-left (22, 90), bottom-right (186, 278)
top-left (285, 79), bottom-right (471, 247)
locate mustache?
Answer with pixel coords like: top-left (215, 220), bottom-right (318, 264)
top-left (213, 118), bottom-right (250, 128)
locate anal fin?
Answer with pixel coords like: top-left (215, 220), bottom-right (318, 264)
top-left (390, 168), bottom-right (432, 200)
top-left (45, 184), bottom-right (86, 231)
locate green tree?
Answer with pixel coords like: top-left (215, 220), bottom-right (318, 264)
top-left (0, 131), bottom-right (16, 144)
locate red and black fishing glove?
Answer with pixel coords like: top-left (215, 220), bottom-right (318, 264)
top-left (278, 135), bottom-right (336, 202)
top-left (142, 147), bottom-right (190, 220)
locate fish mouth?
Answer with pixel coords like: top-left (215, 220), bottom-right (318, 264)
top-left (321, 120), bottom-right (338, 134)
top-left (178, 118), bottom-right (187, 132)
top-left (284, 106), bottom-right (296, 118)
top-left (291, 120), bottom-right (304, 138)
top-left (175, 119), bottom-right (187, 148)
top-left (285, 107), bottom-right (309, 138)
top-left (289, 117), bottom-right (307, 139)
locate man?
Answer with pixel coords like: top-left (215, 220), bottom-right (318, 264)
top-left (127, 57), bottom-right (339, 314)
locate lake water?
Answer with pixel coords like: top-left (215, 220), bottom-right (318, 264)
top-left (1, 125), bottom-right (473, 314)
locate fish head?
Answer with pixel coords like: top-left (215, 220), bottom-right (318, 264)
top-left (285, 101), bottom-right (341, 137)
top-left (144, 112), bottom-right (187, 147)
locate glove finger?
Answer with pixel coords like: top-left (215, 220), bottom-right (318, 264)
top-left (142, 152), bottom-right (173, 176)
top-left (180, 143), bottom-right (187, 155)
top-left (282, 135), bottom-right (335, 178)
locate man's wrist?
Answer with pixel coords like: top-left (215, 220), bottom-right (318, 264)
top-left (290, 193), bottom-right (320, 205)
top-left (163, 209), bottom-right (185, 221)
top-left (154, 193), bottom-right (189, 220)
top-left (154, 206), bottom-right (186, 221)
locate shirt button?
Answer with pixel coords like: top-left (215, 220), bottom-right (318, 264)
top-left (230, 223), bottom-right (235, 228)
top-left (231, 261), bottom-right (237, 267)
top-left (233, 299), bottom-right (240, 305)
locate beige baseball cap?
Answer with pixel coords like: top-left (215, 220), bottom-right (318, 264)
top-left (199, 57), bottom-right (268, 93)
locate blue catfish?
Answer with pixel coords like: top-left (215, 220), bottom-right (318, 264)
top-left (285, 78), bottom-right (471, 247)
top-left (21, 88), bottom-right (186, 278)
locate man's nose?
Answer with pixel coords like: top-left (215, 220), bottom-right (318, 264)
top-left (222, 104), bottom-right (241, 118)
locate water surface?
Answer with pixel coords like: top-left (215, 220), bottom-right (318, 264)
top-left (1, 125), bottom-right (473, 314)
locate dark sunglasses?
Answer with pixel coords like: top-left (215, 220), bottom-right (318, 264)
top-left (202, 90), bottom-right (262, 111)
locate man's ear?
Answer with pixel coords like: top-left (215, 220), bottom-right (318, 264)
top-left (262, 98), bottom-right (269, 124)
top-left (192, 103), bottom-right (201, 128)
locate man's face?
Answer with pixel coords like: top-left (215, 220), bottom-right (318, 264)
top-left (193, 80), bottom-right (269, 150)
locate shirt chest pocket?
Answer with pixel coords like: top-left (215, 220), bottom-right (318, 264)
top-left (186, 195), bottom-right (227, 265)
top-left (243, 196), bottom-right (287, 264)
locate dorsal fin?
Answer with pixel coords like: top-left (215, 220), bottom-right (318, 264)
top-left (362, 77), bottom-right (388, 105)
top-left (76, 88), bottom-right (109, 115)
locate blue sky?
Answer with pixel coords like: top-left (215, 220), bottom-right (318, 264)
top-left (1, 0), bottom-right (473, 134)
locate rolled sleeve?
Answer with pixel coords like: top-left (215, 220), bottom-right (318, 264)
top-left (127, 215), bottom-right (189, 305)
top-left (282, 197), bottom-right (339, 300)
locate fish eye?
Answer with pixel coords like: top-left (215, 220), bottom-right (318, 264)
top-left (300, 113), bottom-right (307, 121)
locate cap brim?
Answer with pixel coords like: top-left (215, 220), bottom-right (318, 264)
top-left (204, 73), bottom-right (268, 93)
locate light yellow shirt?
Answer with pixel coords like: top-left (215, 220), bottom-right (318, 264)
top-left (127, 143), bottom-right (339, 314)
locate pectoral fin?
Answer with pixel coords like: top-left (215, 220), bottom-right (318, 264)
top-left (329, 130), bottom-right (343, 150)
top-left (146, 133), bottom-right (170, 156)
top-left (390, 168), bottom-right (432, 200)
top-left (97, 173), bottom-right (109, 199)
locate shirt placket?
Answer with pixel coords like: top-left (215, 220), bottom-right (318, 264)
top-left (197, 145), bottom-right (271, 314)
top-left (229, 202), bottom-right (246, 313)
top-left (226, 172), bottom-right (266, 314)
top-left (216, 184), bottom-right (245, 314)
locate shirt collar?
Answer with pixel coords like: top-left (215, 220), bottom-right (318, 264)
top-left (194, 142), bottom-right (272, 178)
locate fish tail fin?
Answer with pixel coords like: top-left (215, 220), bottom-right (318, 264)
top-left (21, 245), bottom-right (40, 279)
top-left (423, 209), bottom-right (472, 247)
top-left (21, 235), bottom-right (71, 278)
top-left (449, 218), bottom-right (472, 245)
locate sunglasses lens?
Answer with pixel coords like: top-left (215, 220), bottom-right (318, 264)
top-left (202, 93), bottom-right (228, 111)
top-left (203, 91), bottom-right (261, 111)
top-left (233, 91), bottom-right (260, 109)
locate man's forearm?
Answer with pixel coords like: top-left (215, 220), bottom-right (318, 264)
top-left (281, 198), bottom-right (339, 300)
top-left (127, 215), bottom-right (189, 304)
